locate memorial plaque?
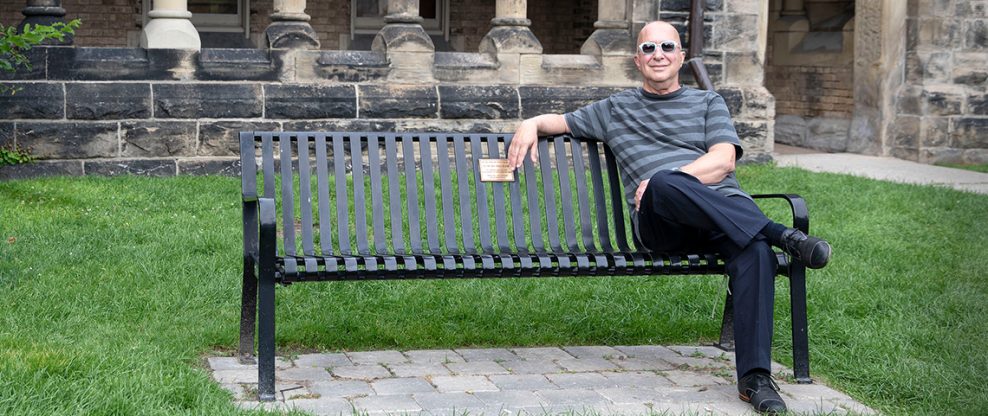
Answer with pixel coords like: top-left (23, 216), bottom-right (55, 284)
top-left (478, 158), bottom-right (515, 182)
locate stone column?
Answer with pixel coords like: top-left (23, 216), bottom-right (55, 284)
top-left (581, 0), bottom-right (632, 56)
top-left (265, 0), bottom-right (320, 49)
top-left (17, 0), bottom-right (72, 45)
top-left (372, 0), bottom-right (434, 53)
top-left (479, 0), bottom-right (542, 55)
top-left (141, 0), bottom-right (201, 50)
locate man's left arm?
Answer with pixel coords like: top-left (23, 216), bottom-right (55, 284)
top-left (679, 142), bottom-right (736, 184)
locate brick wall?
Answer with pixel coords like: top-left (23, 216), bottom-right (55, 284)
top-left (2, 0), bottom-right (136, 47)
top-left (766, 65), bottom-right (853, 118)
top-left (448, 0), bottom-right (494, 53)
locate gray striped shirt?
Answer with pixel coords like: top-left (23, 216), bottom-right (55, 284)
top-left (564, 86), bottom-right (749, 213)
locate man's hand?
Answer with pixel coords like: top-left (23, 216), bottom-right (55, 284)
top-left (507, 119), bottom-right (539, 170)
top-left (506, 114), bottom-right (570, 170)
top-left (634, 179), bottom-right (649, 211)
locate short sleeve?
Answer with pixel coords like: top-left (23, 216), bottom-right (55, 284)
top-left (704, 93), bottom-right (744, 160)
top-left (564, 98), bottom-right (612, 141)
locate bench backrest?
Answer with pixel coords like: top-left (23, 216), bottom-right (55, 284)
top-left (240, 132), bottom-right (641, 262)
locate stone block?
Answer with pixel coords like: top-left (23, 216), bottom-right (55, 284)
top-left (891, 116), bottom-right (921, 148)
top-left (711, 14), bottom-right (759, 51)
top-left (330, 364), bottom-right (391, 380)
top-left (499, 359), bottom-right (564, 374)
top-left (734, 120), bottom-right (773, 154)
top-left (85, 159), bottom-right (177, 176)
top-left (178, 158), bottom-right (241, 176)
top-left (429, 375), bottom-right (498, 393)
top-left (154, 84), bottom-right (262, 119)
top-left (47, 48), bottom-right (188, 81)
top-left (370, 377), bottom-right (436, 395)
top-left (535, 389), bottom-right (610, 406)
top-left (969, 93), bottom-right (988, 115)
top-left (920, 147), bottom-right (965, 164)
top-left (897, 86), bottom-right (924, 115)
top-left (265, 84), bottom-right (356, 119)
top-left (545, 373), bottom-right (616, 389)
top-left (924, 87), bottom-right (964, 116)
top-left (555, 358), bottom-right (620, 372)
top-left (445, 361), bottom-right (509, 376)
top-left (17, 122), bottom-right (118, 159)
top-left (199, 121), bottom-right (280, 157)
top-left (0, 48), bottom-right (46, 80)
top-left (309, 380), bottom-right (373, 398)
top-left (964, 19), bottom-right (988, 49)
top-left (295, 353), bottom-right (352, 368)
top-left (66, 83), bottom-right (151, 120)
top-left (510, 347), bottom-right (573, 361)
top-left (805, 117), bottom-right (851, 152)
top-left (438, 85), bottom-right (519, 119)
top-left (487, 374), bottom-right (555, 391)
top-left (952, 117), bottom-right (988, 148)
top-left (716, 88), bottom-right (743, 115)
top-left (306, 50), bottom-right (390, 83)
top-left (519, 86), bottom-right (625, 118)
top-left (660, 0), bottom-right (722, 12)
top-left (774, 115), bottom-right (807, 147)
top-left (956, 2), bottom-right (988, 17)
top-left (121, 121), bottom-right (196, 157)
top-left (0, 123), bottom-right (12, 146)
top-left (742, 87), bottom-right (774, 119)
top-left (0, 160), bottom-right (84, 180)
top-left (358, 85), bottom-right (438, 119)
top-left (561, 346), bottom-right (627, 360)
top-left (964, 149), bottom-right (988, 164)
top-left (386, 363), bottom-right (451, 377)
top-left (919, 51), bottom-right (952, 82)
top-left (922, 117), bottom-right (951, 147)
top-left (951, 51), bottom-right (988, 85)
top-left (403, 349), bottom-right (464, 364)
top-left (917, 18), bottom-right (960, 49)
top-left (0, 82), bottom-right (64, 119)
top-left (197, 48), bottom-right (282, 81)
top-left (282, 119), bottom-right (396, 133)
top-left (351, 394), bottom-right (421, 413)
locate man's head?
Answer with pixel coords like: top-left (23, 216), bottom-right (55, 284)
top-left (634, 21), bottom-right (686, 93)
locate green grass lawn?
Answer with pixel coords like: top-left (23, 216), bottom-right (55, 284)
top-left (1, 165), bottom-right (986, 415)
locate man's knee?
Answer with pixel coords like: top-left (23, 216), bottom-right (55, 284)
top-left (728, 239), bottom-right (779, 277)
top-left (646, 170), bottom-right (691, 195)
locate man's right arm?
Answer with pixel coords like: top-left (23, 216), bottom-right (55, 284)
top-left (506, 114), bottom-right (570, 170)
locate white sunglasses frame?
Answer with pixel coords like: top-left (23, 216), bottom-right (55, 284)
top-left (637, 40), bottom-right (682, 56)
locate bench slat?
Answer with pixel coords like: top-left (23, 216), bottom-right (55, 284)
top-left (523, 146), bottom-right (544, 255)
top-left (279, 136), bottom-right (297, 256)
top-left (436, 135), bottom-right (457, 254)
top-left (402, 137), bottom-right (421, 253)
top-left (570, 140), bottom-right (596, 253)
top-left (453, 136), bottom-right (476, 254)
top-left (297, 134), bottom-right (316, 256)
top-left (587, 143), bottom-right (612, 253)
top-left (470, 136), bottom-right (493, 253)
top-left (554, 138), bottom-right (579, 253)
top-left (385, 134), bottom-right (405, 255)
top-left (368, 134), bottom-right (387, 254)
top-left (261, 133), bottom-right (275, 199)
top-left (538, 139), bottom-right (562, 253)
top-left (605, 146), bottom-right (632, 253)
top-left (350, 136), bottom-right (371, 259)
top-left (315, 134), bottom-right (334, 256)
top-left (420, 137), bottom-right (441, 253)
top-left (333, 134), bottom-right (351, 255)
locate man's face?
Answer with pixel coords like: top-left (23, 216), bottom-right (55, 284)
top-left (633, 24), bottom-right (685, 86)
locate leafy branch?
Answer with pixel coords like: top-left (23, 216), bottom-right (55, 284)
top-left (0, 19), bottom-right (81, 74)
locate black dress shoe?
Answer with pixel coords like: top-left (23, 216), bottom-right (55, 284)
top-left (780, 228), bottom-right (832, 269)
top-left (738, 372), bottom-right (788, 414)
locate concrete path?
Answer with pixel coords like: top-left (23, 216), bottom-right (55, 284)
top-left (774, 144), bottom-right (988, 195)
top-left (208, 345), bottom-right (874, 415)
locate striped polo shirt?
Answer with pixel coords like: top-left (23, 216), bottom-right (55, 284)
top-left (564, 86), bottom-right (749, 214)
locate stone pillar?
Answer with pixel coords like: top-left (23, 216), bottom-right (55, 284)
top-left (141, 0), bottom-right (201, 50)
top-left (265, 0), bottom-right (320, 49)
top-left (479, 0), bottom-right (542, 55)
top-left (581, 0), bottom-right (632, 56)
top-left (17, 0), bottom-right (72, 45)
top-left (849, 0), bottom-right (907, 156)
top-left (372, 0), bottom-right (435, 82)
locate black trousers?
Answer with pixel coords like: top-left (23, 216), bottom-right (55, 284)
top-left (636, 170), bottom-right (777, 379)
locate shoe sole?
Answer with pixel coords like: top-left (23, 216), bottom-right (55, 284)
top-left (807, 241), bottom-right (832, 269)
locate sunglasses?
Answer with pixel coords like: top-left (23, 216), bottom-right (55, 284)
top-left (638, 40), bottom-right (681, 56)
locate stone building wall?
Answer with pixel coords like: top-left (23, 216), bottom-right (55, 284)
top-left (894, 0), bottom-right (988, 164)
top-left (0, 0), bottom-right (777, 179)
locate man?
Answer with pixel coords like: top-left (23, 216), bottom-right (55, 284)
top-left (506, 21), bottom-right (832, 414)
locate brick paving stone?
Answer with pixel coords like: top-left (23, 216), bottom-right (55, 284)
top-left (487, 374), bottom-right (556, 391)
top-left (309, 380), bottom-right (374, 398)
top-left (545, 373), bottom-right (617, 389)
top-left (609, 356), bottom-right (676, 371)
top-left (273, 384), bottom-right (312, 401)
top-left (562, 345), bottom-right (627, 360)
top-left (387, 363), bottom-right (452, 377)
top-left (445, 360), bottom-right (510, 376)
top-left (664, 369), bottom-right (732, 387)
top-left (207, 356), bottom-right (293, 371)
top-left (555, 358), bottom-right (620, 372)
top-left (285, 398), bottom-right (354, 415)
top-left (348, 350), bottom-right (409, 365)
top-left (295, 353), bottom-right (352, 368)
top-left (472, 390), bottom-right (546, 407)
top-left (278, 366), bottom-right (334, 382)
top-left (535, 389), bottom-right (611, 406)
top-left (371, 377), bottom-right (437, 395)
top-left (454, 348), bottom-right (519, 362)
top-left (212, 369), bottom-right (259, 384)
top-left (404, 349), bottom-right (465, 364)
top-left (430, 375), bottom-right (499, 393)
top-left (499, 359), bottom-right (564, 375)
top-left (218, 383), bottom-right (247, 400)
top-left (663, 354), bottom-right (732, 369)
top-left (615, 345), bottom-right (681, 360)
top-left (510, 347), bottom-right (574, 361)
top-left (352, 394), bottom-right (422, 413)
top-left (413, 392), bottom-right (486, 410)
top-left (594, 387), bottom-right (666, 405)
top-left (667, 345), bottom-right (731, 358)
top-left (598, 371), bottom-right (673, 388)
top-left (330, 364), bottom-right (392, 380)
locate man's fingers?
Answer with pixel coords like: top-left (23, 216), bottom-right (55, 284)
top-left (530, 143), bottom-right (539, 164)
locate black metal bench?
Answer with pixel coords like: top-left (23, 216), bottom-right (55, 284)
top-left (238, 131), bottom-right (813, 401)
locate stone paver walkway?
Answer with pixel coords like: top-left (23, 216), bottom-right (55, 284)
top-left (208, 345), bottom-right (875, 415)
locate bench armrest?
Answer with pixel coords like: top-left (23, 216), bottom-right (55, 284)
top-left (751, 194), bottom-right (809, 233)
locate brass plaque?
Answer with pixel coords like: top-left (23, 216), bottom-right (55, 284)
top-left (478, 158), bottom-right (515, 182)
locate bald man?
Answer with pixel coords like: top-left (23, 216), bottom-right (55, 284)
top-left (507, 21), bottom-right (832, 414)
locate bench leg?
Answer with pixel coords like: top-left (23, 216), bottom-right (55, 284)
top-left (789, 263), bottom-right (812, 384)
top-left (715, 290), bottom-right (735, 351)
top-left (238, 257), bottom-right (257, 365)
top-left (257, 261), bottom-right (276, 401)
